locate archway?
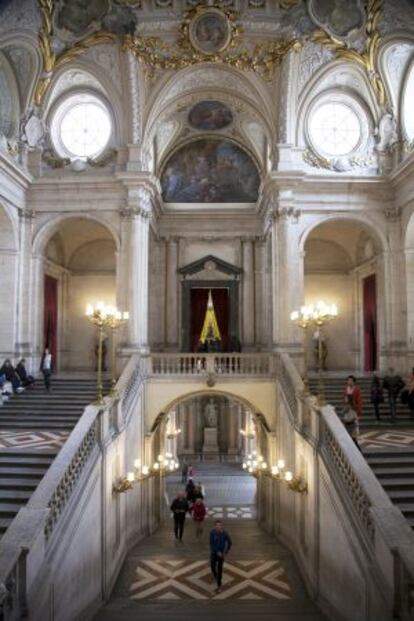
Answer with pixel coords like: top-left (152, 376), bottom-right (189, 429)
top-left (303, 218), bottom-right (384, 372)
top-left (43, 217), bottom-right (117, 371)
top-left (149, 391), bottom-right (271, 524)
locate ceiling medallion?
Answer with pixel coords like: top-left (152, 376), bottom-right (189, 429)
top-left (123, 5), bottom-right (300, 80)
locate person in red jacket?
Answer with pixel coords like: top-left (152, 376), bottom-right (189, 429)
top-left (343, 375), bottom-right (363, 418)
top-left (192, 497), bottom-right (207, 539)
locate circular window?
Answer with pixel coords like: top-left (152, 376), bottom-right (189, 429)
top-left (50, 93), bottom-right (112, 159)
top-left (403, 65), bottom-right (414, 141)
top-left (308, 100), bottom-right (363, 157)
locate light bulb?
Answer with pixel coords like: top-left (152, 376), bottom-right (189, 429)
top-left (277, 459), bottom-right (285, 470)
top-left (127, 472), bottom-right (135, 482)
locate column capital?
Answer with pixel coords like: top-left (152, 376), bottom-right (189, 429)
top-left (18, 208), bottom-right (35, 221)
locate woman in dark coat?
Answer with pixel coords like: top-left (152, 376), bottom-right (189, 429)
top-left (370, 374), bottom-right (383, 421)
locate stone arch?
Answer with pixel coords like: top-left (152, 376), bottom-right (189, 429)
top-left (299, 213), bottom-right (387, 255)
top-left (0, 31), bottom-right (42, 112)
top-left (378, 35), bottom-right (414, 116)
top-left (404, 210), bottom-right (414, 370)
top-left (301, 215), bottom-right (387, 372)
top-left (33, 213), bottom-right (120, 258)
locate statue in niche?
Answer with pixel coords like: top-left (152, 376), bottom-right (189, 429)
top-left (204, 398), bottom-right (218, 427)
top-left (375, 112), bottom-right (399, 152)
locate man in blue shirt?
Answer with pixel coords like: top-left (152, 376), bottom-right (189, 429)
top-left (209, 520), bottom-right (232, 594)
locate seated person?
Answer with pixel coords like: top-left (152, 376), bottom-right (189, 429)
top-left (0, 359), bottom-right (24, 393)
top-left (15, 358), bottom-right (35, 387)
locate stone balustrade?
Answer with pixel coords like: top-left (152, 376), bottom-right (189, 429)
top-left (147, 352), bottom-right (274, 376)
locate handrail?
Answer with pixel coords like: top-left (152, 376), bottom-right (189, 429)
top-left (149, 352), bottom-right (273, 376)
top-left (0, 355), bottom-right (145, 619)
top-left (278, 352), bottom-right (414, 619)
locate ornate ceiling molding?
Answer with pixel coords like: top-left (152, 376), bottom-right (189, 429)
top-left (311, 0), bottom-right (388, 109)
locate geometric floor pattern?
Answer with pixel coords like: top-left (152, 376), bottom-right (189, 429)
top-left (206, 506), bottom-right (255, 520)
top-left (0, 430), bottom-right (69, 450)
top-left (360, 429), bottom-right (414, 450)
top-left (129, 560), bottom-right (291, 600)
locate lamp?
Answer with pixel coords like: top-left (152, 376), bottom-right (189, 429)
top-left (113, 471), bottom-right (135, 494)
top-left (291, 301), bottom-right (338, 403)
top-left (241, 454), bottom-right (268, 477)
top-left (101, 306), bottom-right (129, 396)
top-left (270, 459), bottom-right (308, 494)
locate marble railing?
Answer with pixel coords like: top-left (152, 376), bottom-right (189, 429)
top-left (0, 354), bottom-right (143, 621)
top-left (147, 352), bottom-right (274, 376)
top-left (276, 354), bottom-right (414, 621)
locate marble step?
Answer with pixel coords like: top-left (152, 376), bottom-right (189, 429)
top-left (0, 489), bottom-right (32, 502)
top-left (0, 478), bottom-right (42, 491)
top-left (0, 466), bottom-right (50, 477)
top-left (0, 455), bottom-right (55, 466)
top-left (0, 503), bottom-right (25, 517)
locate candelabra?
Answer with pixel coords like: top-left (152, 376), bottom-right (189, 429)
top-left (270, 459), bottom-right (308, 494)
top-left (242, 451), bottom-right (268, 477)
top-left (291, 301), bottom-right (338, 404)
top-left (86, 303), bottom-right (129, 403)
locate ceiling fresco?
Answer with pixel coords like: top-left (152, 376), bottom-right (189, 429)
top-left (161, 139), bottom-right (260, 203)
top-left (188, 101), bottom-right (233, 131)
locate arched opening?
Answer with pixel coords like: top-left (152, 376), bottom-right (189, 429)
top-left (0, 204), bottom-right (17, 356)
top-left (43, 217), bottom-right (117, 371)
top-left (149, 392), bottom-right (270, 524)
top-left (303, 219), bottom-right (383, 372)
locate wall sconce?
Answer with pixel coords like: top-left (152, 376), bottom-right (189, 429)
top-left (113, 471), bottom-right (135, 494)
top-left (270, 460), bottom-right (308, 494)
top-left (242, 453), bottom-right (268, 477)
top-left (153, 453), bottom-right (179, 474)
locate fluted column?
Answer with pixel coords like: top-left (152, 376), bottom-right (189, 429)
top-left (165, 237), bottom-right (179, 349)
top-left (242, 238), bottom-right (255, 349)
top-left (16, 210), bottom-right (35, 355)
top-left (121, 188), bottom-right (152, 351)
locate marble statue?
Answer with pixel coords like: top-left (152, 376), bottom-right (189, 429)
top-left (204, 398), bottom-right (218, 427)
top-left (375, 112), bottom-right (399, 152)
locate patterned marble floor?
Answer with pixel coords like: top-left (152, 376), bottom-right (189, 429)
top-left (206, 506), bottom-right (255, 519)
top-left (360, 429), bottom-right (414, 450)
top-left (129, 559), bottom-right (291, 601)
top-left (0, 430), bottom-right (69, 450)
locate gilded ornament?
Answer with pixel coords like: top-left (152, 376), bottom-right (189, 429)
top-left (311, 0), bottom-right (387, 109)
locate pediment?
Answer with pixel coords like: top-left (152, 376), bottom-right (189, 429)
top-left (178, 255), bottom-right (242, 280)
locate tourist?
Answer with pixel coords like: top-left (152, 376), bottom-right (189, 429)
top-left (370, 374), bottom-right (383, 421)
top-left (192, 497), bottom-right (207, 540)
top-left (185, 477), bottom-right (196, 504)
top-left (187, 463), bottom-right (194, 479)
top-left (193, 483), bottom-right (204, 501)
top-left (16, 358), bottom-right (35, 387)
top-left (170, 491), bottom-right (189, 542)
top-left (40, 347), bottom-right (53, 392)
top-left (0, 359), bottom-right (24, 393)
top-left (340, 396), bottom-right (362, 452)
top-left (209, 520), bottom-right (232, 594)
top-left (343, 375), bottom-right (362, 418)
top-left (181, 461), bottom-right (188, 483)
top-left (382, 368), bottom-right (404, 421)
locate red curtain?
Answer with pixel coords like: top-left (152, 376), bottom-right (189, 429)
top-left (44, 275), bottom-right (58, 367)
top-left (363, 274), bottom-right (377, 372)
top-left (190, 288), bottom-right (229, 352)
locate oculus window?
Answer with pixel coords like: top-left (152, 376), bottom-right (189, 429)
top-left (50, 93), bottom-right (112, 159)
top-left (307, 97), bottom-right (367, 158)
top-left (403, 65), bottom-right (414, 141)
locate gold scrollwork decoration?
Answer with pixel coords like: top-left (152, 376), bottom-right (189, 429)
top-left (311, 0), bottom-right (387, 109)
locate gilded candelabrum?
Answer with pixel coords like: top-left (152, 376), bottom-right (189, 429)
top-left (270, 460), bottom-right (308, 494)
top-left (291, 302), bottom-right (338, 404)
top-left (86, 303), bottom-right (129, 404)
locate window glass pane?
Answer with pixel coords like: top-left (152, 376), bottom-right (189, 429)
top-left (309, 101), bottom-right (362, 157)
top-left (403, 67), bottom-right (414, 141)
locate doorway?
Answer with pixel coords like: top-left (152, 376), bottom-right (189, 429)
top-left (363, 274), bottom-right (377, 372)
top-left (44, 274), bottom-right (58, 368)
top-left (190, 288), bottom-right (229, 352)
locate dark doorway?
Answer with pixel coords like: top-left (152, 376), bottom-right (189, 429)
top-left (44, 275), bottom-right (58, 368)
top-left (363, 274), bottom-right (377, 372)
top-left (190, 288), bottom-right (229, 352)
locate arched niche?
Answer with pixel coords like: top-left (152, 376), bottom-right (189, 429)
top-left (303, 218), bottom-right (384, 372)
top-left (43, 217), bottom-right (117, 371)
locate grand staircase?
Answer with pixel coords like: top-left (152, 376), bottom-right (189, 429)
top-left (0, 378), bottom-right (98, 538)
top-left (310, 376), bottom-right (414, 529)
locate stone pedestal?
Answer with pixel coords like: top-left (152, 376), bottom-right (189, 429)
top-left (202, 427), bottom-right (219, 454)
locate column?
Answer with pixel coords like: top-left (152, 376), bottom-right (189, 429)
top-left (242, 238), bottom-right (255, 349)
top-left (122, 188), bottom-right (151, 352)
top-left (16, 211), bottom-right (35, 355)
top-left (269, 189), bottom-right (303, 353)
top-left (165, 237), bottom-right (179, 349)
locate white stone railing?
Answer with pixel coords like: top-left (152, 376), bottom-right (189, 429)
top-left (274, 353), bottom-right (414, 621)
top-left (148, 352), bottom-right (274, 376)
top-left (0, 353), bottom-right (144, 621)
